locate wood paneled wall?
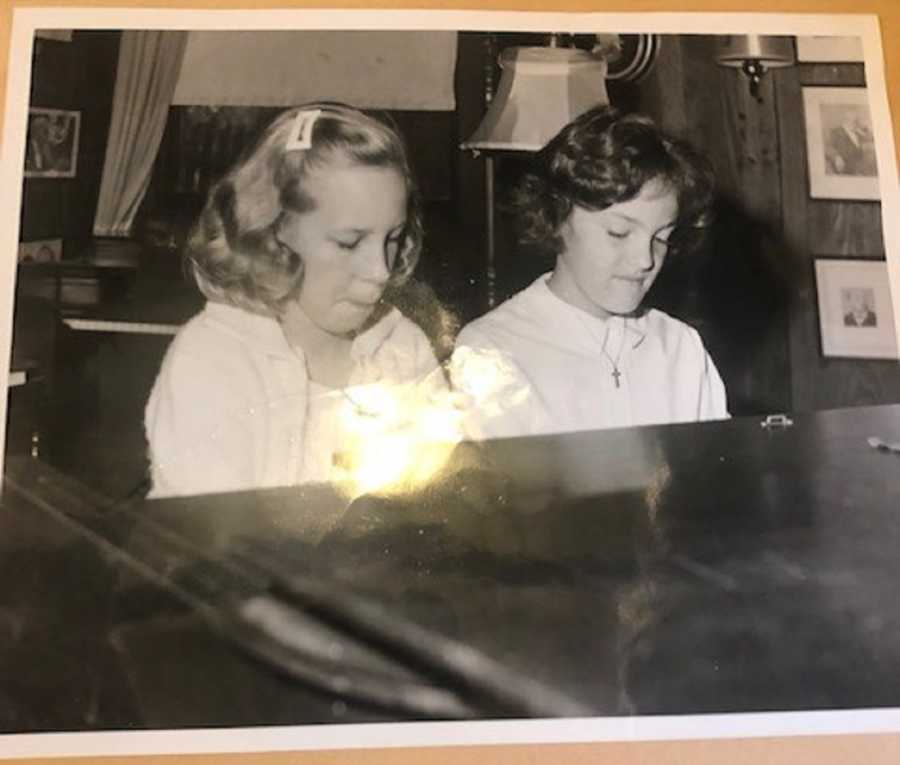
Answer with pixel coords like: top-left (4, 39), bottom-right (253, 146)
top-left (777, 61), bottom-right (900, 411)
top-left (632, 34), bottom-right (899, 415)
top-left (637, 35), bottom-right (793, 415)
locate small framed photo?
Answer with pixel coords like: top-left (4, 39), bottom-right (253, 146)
top-left (814, 259), bottom-right (898, 360)
top-left (24, 107), bottom-right (80, 178)
top-left (795, 35), bottom-right (864, 63)
top-left (17, 237), bottom-right (63, 263)
top-left (802, 87), bottom-right (879, 200)
top-left (35, 30), bottom-right (73, 42)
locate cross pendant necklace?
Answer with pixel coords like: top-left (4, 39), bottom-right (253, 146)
top-left (600, 320), bottom-right (628, 389)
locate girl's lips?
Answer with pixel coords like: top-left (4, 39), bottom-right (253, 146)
top-left (615, 275), bottom-right (646, 284)
top-left (345, 298), bottom-right (379, 312)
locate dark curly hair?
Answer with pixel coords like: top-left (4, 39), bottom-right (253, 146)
top-left (512, 105), bottom-right (715, 260)
top-left (187, 103), bottom-right (424, 316)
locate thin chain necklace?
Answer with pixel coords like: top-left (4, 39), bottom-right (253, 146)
top-left (600, 319), bottom-right (628, 388)
top-left (340, 386), bottom-right (380, 418)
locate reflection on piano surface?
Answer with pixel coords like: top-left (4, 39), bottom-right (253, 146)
top-left (2, 405), bottom-right (900, 731)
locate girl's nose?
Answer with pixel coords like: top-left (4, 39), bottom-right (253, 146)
top-left (355, 238), bottom-right (392, 284)
top-left (629, 233), bottom-right (657, 272)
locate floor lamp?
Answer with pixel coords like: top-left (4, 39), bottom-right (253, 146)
top-left (461, 43), bottom-right (610, 308)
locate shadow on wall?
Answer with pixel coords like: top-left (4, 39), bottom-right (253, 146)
top-left (648, 191), bottom-right (797, 417)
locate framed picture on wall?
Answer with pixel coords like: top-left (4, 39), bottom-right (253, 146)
top-left (23, 107), bottom-right (80, 178)
top-left (17, 237), bottom-right (62, 263)
top-left (815, 258), bottom-right (899, 359)
top-left (802, 87), bottom-right (879, 200)
top-left (35, 30), bottom-right (74, 42)
top-left (795, 35), bottom-right (864, 62)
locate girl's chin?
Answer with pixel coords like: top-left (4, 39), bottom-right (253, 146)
top-left (591, 296), bottom-right (645, 317)
top-left (604, 288), bottom-right (650, 315)
top-left (323, 306), bottom-right (381, 337)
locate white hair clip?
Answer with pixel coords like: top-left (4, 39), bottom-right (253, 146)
top-left (285, 108), bottom-right (322, 152)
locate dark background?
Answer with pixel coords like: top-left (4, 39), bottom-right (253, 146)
top-left (10, 30), bottom-right (900, 500)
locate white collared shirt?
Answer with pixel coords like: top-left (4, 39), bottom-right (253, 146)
top-left (145, 301), bottom-right (442, 498)
top-left (451, 273), bottom-right (729, 440)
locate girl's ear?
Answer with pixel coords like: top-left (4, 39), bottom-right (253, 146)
top-left (229, 156), bottom-right (283, 234)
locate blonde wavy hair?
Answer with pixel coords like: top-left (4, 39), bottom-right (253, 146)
top-left (187, 103), bottom-right (424, 316)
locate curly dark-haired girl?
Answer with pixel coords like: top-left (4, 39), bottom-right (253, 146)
top-left (452, 105), bottom-right (728, 438)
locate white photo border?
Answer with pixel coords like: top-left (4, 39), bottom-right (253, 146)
top-left (1, 6), bottom-right (900, 759)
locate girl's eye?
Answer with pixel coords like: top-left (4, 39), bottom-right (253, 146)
top-left (607, 229), bottom-right (630, 240)
top-left (336, 238), bottom-right (361, 251)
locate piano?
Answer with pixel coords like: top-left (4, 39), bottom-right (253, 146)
top-left (2, 404), bottom-right (899, 732)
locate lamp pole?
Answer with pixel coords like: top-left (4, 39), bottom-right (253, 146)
top-left (483, 34), bottom-right (498, 309)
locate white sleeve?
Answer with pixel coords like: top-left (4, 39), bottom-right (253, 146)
top-left (450, 326), bottom-right (542, 440)
top-left (698, 344), bottom-right (730, 421)
top-left (144, 341), bottom-right (261, 498)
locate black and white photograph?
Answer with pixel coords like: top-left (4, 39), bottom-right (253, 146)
top-left (1, 9), bottom-right (900, 760)
top-left (16, 237), bottom-right (62, 263)
top-left (842, 286), bottom-right (878, 327)
top-left (23, 106), bottom-right (80, 178)
top-left (816, 258), bottom-right (899, 358)
top-left (803, 86), bottom-right (881, 199)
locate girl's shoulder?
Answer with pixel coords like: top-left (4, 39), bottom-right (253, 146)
top-left (173, 302), bottom-right (288, 355)
top-left (640, 308), bottom-right (710, 357)
top-left (458, 275), bottom-right (551, 346)
top-left (161, 303), bottom-right (289, 388)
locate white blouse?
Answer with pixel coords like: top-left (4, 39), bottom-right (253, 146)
top-left (451, 273), bottom-right (729, 440)
top-left (145, 301), bottom-right (443, 498)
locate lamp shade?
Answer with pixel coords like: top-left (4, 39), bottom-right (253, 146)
top-left (462, 46), bottom-right (609, 152)
top-left (715, 35), bottom-right (796, 69)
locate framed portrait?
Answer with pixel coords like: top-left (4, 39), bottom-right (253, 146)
top-left (17, 236), bottom-right (63, 263)
top-left (815, 258), bottom-right (899, 359)
top-left (802, 86), bottom-right (879, 200)
top-left (795, 35), bottom-right (864, 62)
top-left (23, 106), bottom-right (81, 178)
top-left (35, 29), bottom-right (74, 42)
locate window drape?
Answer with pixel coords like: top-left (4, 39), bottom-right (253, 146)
top-left (93, 31), bottom-right (188, 237)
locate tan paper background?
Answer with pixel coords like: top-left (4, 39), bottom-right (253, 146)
top-left (1, 0), bottom-right (899, 762)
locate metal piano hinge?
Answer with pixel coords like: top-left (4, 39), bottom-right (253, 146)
top-left (760, 413), bottom-right (794, 430)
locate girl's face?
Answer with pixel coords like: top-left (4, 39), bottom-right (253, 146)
top-left (278, 160), bottom-right (408, 336)
top-left (550, 180), bottom-right (679, 319)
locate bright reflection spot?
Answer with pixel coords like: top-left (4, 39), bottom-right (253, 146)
top-left (644, 462), bottom-right (672, 545)
top-left (329, 348), bottom-right (530, 497)
top-left (450, 346), bottom-right (508, 401)
top-left (332, 372), bottom-right (467, 498)
top-left (448, 346), bottom-right (530, 424)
